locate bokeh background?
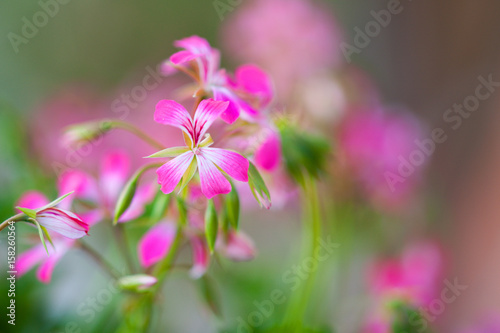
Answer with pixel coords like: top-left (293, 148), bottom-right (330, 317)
top-left (1, 0), bottom-right (500, 332)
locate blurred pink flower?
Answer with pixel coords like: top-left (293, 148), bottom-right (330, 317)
top-left (154, 99), bottom-right (249, 198)
top-left (363, 241), bottom-right (444, 332)
top-left (338, 108), bottom-right (426, 211)
top-left (58, 150), bottom-right (155, 225)
top-left (16, 236), bottom-right (74, 283)
top-left (137, 221), bottom-right (177, 268)
top-left (222, 0), bottom-right (343, 99)
top-left (216, 230), bottom-right (256, 262)
top-left (189, 234), bottom-right (210, 279)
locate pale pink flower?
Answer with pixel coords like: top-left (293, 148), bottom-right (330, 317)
top-left (216, 230), bottom-right (256, 262)
top-left (58, 150), bottom-right (155, 225)
top-left (16, 191), bottom-right (89, 239)
top-left (16, 237), bottom-right (74, 283)
top-left (137, 221), bottom-right (177, 268)
top-left (222, 0), bottom-right (342, 99)
top-left (161, 36), bottom-right (273, 123)
top-left (189, 234), bottom-right (210, 279)
top-left (154, 99), bottom-right (249, 199)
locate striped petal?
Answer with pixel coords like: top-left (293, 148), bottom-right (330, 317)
top-left (36, 208), bottom-right (89, 239)
top-left (154, 100), bottom-right (194, 140)
top-left (193, 99), bottom-right (229, 144)
top-left (201, 148), bottom-right (249, 182)
top-left (196, 153), bottom-right (232, 199)
top-left (156, 151), bottom-right (194, 194)
top-left (138, 222), bottom-right (176, 268)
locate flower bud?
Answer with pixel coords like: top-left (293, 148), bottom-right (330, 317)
top-left (62, 120), bottom-right (113, 147)
top-left (117, 274), bottom-right (157, 292)
top-left (36, 207), bottom-right (89, 239)
top-left (204, 200), bottom-right (218, 253)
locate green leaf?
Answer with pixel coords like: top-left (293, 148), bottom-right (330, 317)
top-left (248, 162), bottom-right (271, 209)
top-left (150, 192), bottom-right (171, 223)
top-left (145, 146), bottom-right (190, 158)
top-left (225, 184), bottom-right (240, 229)
top-left (15, 207), bottom-right (37, 219)
top-left (40, 225), bottom-right (54, 248)
top-left (33, 220), bottom-right (49, 255)
top-left (113, 176), bottom-right (138, 225)
top-left (178, 157), bottom-right (198, 193)
top-left (176, 196), bottom-right (188, 226)
top-left (204, 200), bottom-right (218, 253)
top-left (37, 191), bottom-right (74, 211)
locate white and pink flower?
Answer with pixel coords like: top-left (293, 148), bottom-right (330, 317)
top-left (153, 99), bottom-right (249, 199)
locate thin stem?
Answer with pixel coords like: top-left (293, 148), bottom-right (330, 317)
top-left (112, 120), bottom-right (165, 150)
top-left (0, 213), bottom-right (27, 232)
top-left (282, 176), bottom-right (322, 331)
top-left (113, 224), bottom-right (136, 274)
top-left (77, 240), bottom-right (121, 280)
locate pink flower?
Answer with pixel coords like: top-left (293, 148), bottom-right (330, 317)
top-left (338, 108), bottom-right (425, 211)
top-left (254, 129), bottom-right (282, 172)
top-left (216, 230), bottom-right (256, 262)
top-left (222, 0), bottom-right (342, 99)
top-left (16, 191), bottom-right (89, 239)
top-left (189, 234), bottom-right (210, 279)
top-left (16, 237), bottom-right (74, 283)
top-left (162, 36), bottom-right (273, 124)
top-left (57, 150), bottom-right (155, 224)
top-left (153, 99), bottom-right (249, 199)
top-left (137, 221), bottom-right (177, 268)
top-left (363, 241), bottom-right (443, 331)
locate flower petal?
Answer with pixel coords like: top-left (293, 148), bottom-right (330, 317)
top-left (235, 64), bottom-right (273, 107)
top-left (16, 191), bottom-right (49, 211)
top-left (196, 153), bottom-right (232, 199)
top-left (193, 99), bottom-right (229, 143)
top-left (254, 130), bottom-right (282, 172)
top-left (36, 240), bottom-right (72, 283)
top-left (156, 151), bottom-right (194, 194)
top-left (100, 150), bottom-right (130, 206)
top-left (138, 222), bottom-right (177, 268)
top-left (154, 100), bottom-right (194, 140)
top-left (212, 88), bottom-right (241, 124)
top-left (189, 235), bottom-right (210, 279)
top-left (170, 50), bottom-right (199, 65)
top-left (36, 208), bottom-right (89, 239)
top-left (174, 35), bottom-right (211, 54)
top-left (57, 170), bottom-right (98, 210)
top-left (16, 244), bottom-right (47, 278)
top-left (218, 231), bottom-right (256, 262)
top-left (202, 148), bottom-right (249, 182)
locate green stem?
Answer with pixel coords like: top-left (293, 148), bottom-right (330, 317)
top-left (282, 176), bottom-right (322, 331)
top-left (77, 240), bottom-right (121, 280)
top-left (141, 227), bottom-right (184, 332)
top-left (113, 224), bottom-right (137, 274)
top-left (111, 120), bottom-right (165, 150)
top-left (0, 213), bottom-right (27, 232)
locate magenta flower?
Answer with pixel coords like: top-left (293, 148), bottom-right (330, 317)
top-left (161, 36), bottom-right (273, 124)
top-left (137, 221), bottom-right (177, 268)
top-left (152, 99), bottom-right (249, 199)
top-left (16, 191), bottom-right (89, 239)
